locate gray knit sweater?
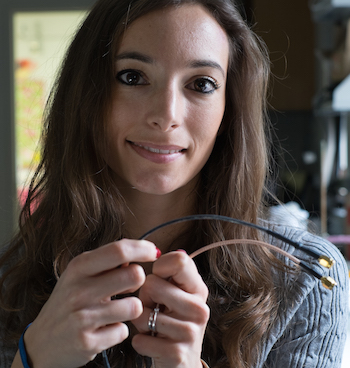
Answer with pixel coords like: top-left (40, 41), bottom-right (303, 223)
top-left (258, 223), bottom-right (349, 368)
top-left (0, 224), bottom-right (348, 367)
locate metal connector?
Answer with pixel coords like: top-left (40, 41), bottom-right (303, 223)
top-left (318, 255), bottom-right (335, 269)
top-left (321, 276), bottom-right (337, 290)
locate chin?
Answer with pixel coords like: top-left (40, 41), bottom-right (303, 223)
top-left (129, 172), bottom-right (199, 197)
top-left (132, 177), bottom-right (188, 196)
top-left (134, 184), bottom-right (180, 196)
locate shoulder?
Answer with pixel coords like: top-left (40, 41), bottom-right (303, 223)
top-left (265, 221), bottom-right (348, 293)
top-left (259, 221), bottom-right (349, 368)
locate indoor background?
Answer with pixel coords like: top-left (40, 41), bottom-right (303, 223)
top-left (0, 0), bottom-right (349, 365)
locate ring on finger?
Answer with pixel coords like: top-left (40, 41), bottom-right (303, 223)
top-left (148, 304), bottom-right (160, 336)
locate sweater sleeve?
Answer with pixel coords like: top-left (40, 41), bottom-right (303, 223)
top-left (262, 225), bottom-right (349, 368)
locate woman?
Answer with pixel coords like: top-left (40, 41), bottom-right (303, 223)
top-left (0, 0), bottom-right (348, 367)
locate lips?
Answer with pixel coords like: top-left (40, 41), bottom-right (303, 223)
top-left (127, 140), bottom-right (186, 164)
top-left (129, 141), bottom-right (186, 154)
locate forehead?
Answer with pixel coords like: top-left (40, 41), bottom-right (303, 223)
top-left (118, 4), bottom-right (229, 70)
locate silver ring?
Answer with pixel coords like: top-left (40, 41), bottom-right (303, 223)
top-left (148, 305), bottom-right (160, 336)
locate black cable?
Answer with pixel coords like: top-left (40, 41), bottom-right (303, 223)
top-left (139, 214), bottom-right (322, 260)
top-left (102, 350), bottom-right (111, 368)
top-left (102, 214), bottom-right (333, 368)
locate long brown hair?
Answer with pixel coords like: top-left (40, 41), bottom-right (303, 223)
top-left (0, 1), bottom-right (283, 367)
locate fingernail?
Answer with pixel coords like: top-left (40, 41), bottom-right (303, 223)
top-left (156, 247), bottom-right (162, 259)
top-left (176, 249), bottom-right (187, 254)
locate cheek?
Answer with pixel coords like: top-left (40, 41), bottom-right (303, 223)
top-left (107, 100), bottom-right (134, 138)
top-left (192, 99), bottom-right (225, 142)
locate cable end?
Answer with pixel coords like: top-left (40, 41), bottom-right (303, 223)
top-left (321, 276), bottom-right (337, 290)
top-left (318, 255), bottom-right (335, 269)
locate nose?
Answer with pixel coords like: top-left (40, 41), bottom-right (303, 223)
top-left (146, 83), bottom-right (182, 132)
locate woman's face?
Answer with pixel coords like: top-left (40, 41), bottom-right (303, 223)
top-left (105, 4), bottom-right (229, 196)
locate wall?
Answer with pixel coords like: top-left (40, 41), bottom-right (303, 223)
top-left (252, 0), bottom-right (315, 111)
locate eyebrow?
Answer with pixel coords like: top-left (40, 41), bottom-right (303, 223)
top-left (116, 51), bottom-right (154, 64)
top-left (116, 51), bottom-right (226, 77)
top-left (189, 60), bottom-right (226, 78)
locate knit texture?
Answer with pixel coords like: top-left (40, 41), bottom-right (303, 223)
top-left (0, 224), bottom-right (348, 367)
top-left (259, 223), bottom-right (349, 368)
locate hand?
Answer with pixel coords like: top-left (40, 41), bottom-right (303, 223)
top-left (132, 250), bottom-right (209, 368)
top-left (22, 239), bottom-right (159, 368)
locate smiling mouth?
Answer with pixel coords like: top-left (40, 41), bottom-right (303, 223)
top-left (130, 141), bottom-right (186, 154)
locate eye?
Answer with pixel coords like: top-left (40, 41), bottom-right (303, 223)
top-left (116, 69), bottom-right (148, 86)
top-left (187, 77), bottom-right (220, 94)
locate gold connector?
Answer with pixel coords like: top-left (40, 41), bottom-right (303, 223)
top-left (318, 255), bottom-right (335, 269)
top-left (321, 276), bottom-right (337, 290)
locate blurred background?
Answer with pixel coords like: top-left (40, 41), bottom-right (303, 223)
top-left (0, 0), bottom-right (349, 364)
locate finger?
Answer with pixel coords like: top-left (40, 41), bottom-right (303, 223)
top-left (132, 333), bottom-right (171, 359)
top-left (132, 333), bottom-right (197, 363)
top-left (138, 276), bottom-right (210, 323)
top-left (92, 322), bottom-right (130, 352)
top-left (90, 263), bottom-right (147, 299)
top-left (90, 296), bottom-right (143, 328)
top-left (132, 306), bottom-right (199, 341)
top-left (66, 239), bottom-right (158, 277)
top-left (60, 263), bottom-right (147, 309)
top-left (138, 275), bottom-right (179, 309)
top-left (152, 251), bottom-right (208, 297)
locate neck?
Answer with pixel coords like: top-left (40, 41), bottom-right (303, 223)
top-left (120, 186), bottom-right (198, 253)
